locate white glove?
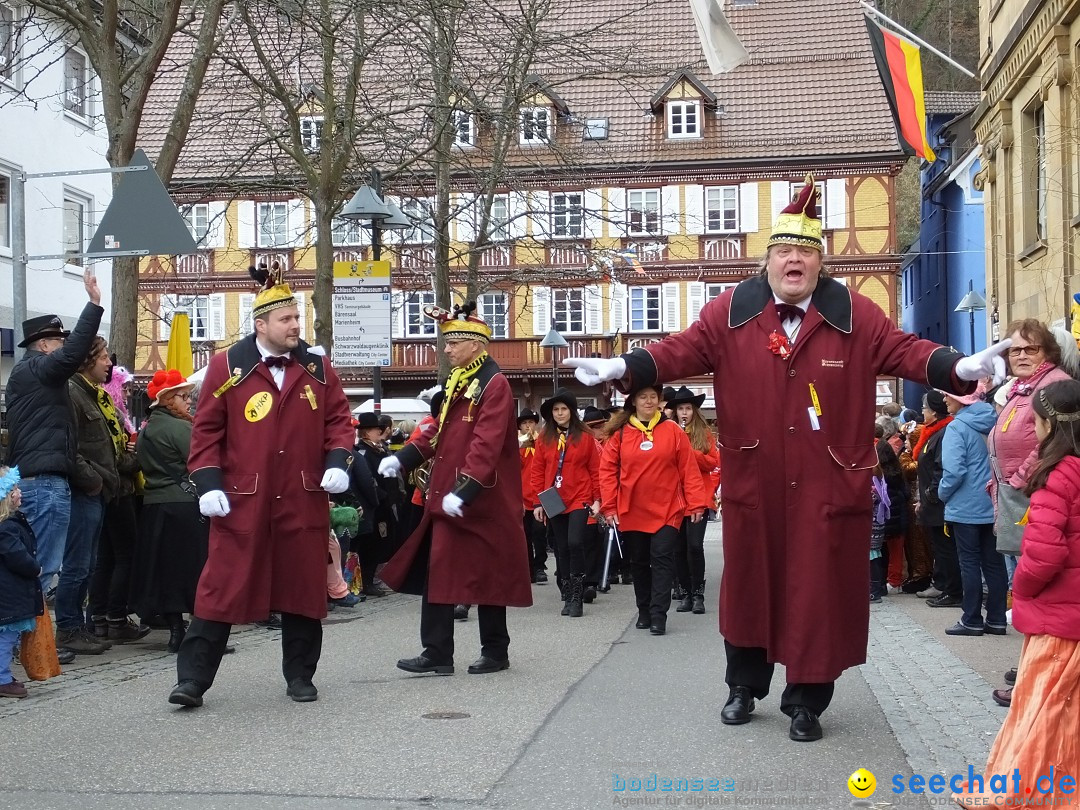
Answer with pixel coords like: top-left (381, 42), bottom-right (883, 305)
top-left (442, 492), bottom-right (464, 517)
top-left (563, 356), bottom-right (626, 386)
top-left (199, 490), bottom-right (230, 518)
top-left (378, 456), bottom-right (403, 478)
top-left (320, 468), bottom-right (349, 494)
top-left (954, 339), bottom-right (1012, 382)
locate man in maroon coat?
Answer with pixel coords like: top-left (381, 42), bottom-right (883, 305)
top-left (568, 178), bottom-right (1010, 742)
top-left (168, 268), bottom-right (354, 708)
top-left (378, 303), bottom-right (532, 676)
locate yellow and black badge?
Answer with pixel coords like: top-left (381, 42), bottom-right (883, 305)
top-left (245, 391), bottom-right (274, 422)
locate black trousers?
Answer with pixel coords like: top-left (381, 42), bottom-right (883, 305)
top-left (675, 515), bottom-right (708, 591)
top-left (550, 508), bottom-right (589, 580)
top-left (420, 592), bottom-right (509, 664)
top-left (89, 494), bottom-right (139, 620)
top-left (522, 512), bottom-right (548, 572)
top-left (724, 641), bottom-right (835, 716)
top-left (622, 525), bottom-right (679, 619)
top-left (926, 523), bottom-right (962, 598)
top-left (176, 612), bottom-right (322, 688)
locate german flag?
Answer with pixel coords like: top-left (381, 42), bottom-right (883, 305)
top-left (865, 16), bottom-right (936, 162)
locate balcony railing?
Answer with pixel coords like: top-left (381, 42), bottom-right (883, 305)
top-left (476, 244), bottom-right (512, 268)
top-left (398, 246), bottom-right (436, 269)
top-left (389, 335), bottom-right (615, 373)
top-left (250, 249), bottom-right (293, 274)
top-left (173, 252), bottom-right (214, 276)
top-left (702, 235), bottom-right (745, 260)
top-left (548, 243), bottom-right (591, 266)
top-left (333, 247), bottom-right (367, 263)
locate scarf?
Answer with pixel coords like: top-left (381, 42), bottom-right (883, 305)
top-left (911, 415), bottom-right (952, 460)
top-left (557, 428), bottom-right (568, 452)
top-left (871, 475), bottom-right (891, 525)
top-left (436, 352), bottom-right (488, 437)
top-left (1010, 362), bottom-right (1055, 399)
top-left (91, 379), bottom-right (127, 458)
top-left (628, 411), bottom-right (662, 441)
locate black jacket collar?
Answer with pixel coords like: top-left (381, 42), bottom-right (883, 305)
top-left (728, 275), bottom-right (852, 334)
top-left (225, 334), bottom-right (327, 385)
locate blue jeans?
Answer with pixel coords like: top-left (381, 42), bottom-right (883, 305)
top-left (0, 630), bottom-right (20, 684)
top-left (55, 492), bottom-right (105, 631)
top-left (950, 521), bottom-right (1008, 630)
top-left (1004, 554), bottom-right (1019, 585)
top-left (18, 476), bottom-right (72, 593)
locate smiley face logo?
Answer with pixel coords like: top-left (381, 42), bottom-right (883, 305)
top-left (847, 768), bottom-right (876, 798)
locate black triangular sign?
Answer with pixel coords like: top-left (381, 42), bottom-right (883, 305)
top-left (87, 149), bottom-right (198, 256)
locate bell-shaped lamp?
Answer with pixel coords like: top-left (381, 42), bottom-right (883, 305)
top-left (378, 201), bottom-right (412, 230)
top-left (340, 185), bottom-right (391, 221)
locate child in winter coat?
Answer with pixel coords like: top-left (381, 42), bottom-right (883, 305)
top-left (953, 379), bottom-right (1080, 806)
top-left (0, 467), bottom-right (44, 699)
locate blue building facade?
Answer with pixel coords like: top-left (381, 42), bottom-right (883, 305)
top-left (901, 100), bottom-right (985, 409)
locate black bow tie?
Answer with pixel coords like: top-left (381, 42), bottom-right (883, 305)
top-left (264, 355), bottom-right (294, 369)
top-left (775, 303), bottom-right (805, 323)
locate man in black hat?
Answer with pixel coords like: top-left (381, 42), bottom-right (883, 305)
top-left (4, 269), bottom-right (104, 605)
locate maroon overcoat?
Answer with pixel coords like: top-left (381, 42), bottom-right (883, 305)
top-left (621, 275), bottom-right (972, 681)
top-left (380, 356), bottom-right (533, 607)
top-left (188, 336), bottom-right (354, 623)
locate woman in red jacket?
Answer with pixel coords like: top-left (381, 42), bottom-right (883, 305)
top-left (952, 379), bottom-right (1080, 807)
top-left (666, 387), bottom-right (719, 615)
top-left (600, 385), bottom-right (712, 635)
top-left (531, 390), bottom-right (600, 617)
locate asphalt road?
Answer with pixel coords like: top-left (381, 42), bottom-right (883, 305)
top-left (0, 521), bottom-right (1019, 810)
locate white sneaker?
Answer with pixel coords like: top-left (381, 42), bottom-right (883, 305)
top-left (917, 586), bottom-right (943, 599)
top-left (886, 585), bottom-right (902, 595)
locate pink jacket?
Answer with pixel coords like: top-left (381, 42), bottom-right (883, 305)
top-left (1011, 456), bottom-right (1080, 641)
top-left (988, 366), bottom-right (1073, 489)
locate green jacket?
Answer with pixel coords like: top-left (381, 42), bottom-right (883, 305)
top-left (136, 407), bottom-right (195, 505)
top-left (68, 374), bottom-right (120, 500)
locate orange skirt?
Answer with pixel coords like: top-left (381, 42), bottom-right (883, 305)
top-left (953, 634), bottom-right (1080, 807)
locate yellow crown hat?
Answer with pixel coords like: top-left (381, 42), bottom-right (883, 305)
top-left (249, 261), bottom-right (296, 318)
top-left (767, 175), bottom-right (823, 251)
top-left (425, 302), bottom-right (492, 343)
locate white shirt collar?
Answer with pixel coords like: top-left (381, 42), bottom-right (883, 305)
top-left (771, 293), bottom-right (812, 313)
top-left (255, 340), bottom-right (288, 361)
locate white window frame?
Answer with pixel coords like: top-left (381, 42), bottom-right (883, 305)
top-left (478, 292), bottom-right (509, 339)
top-left (404, 291), bottom-right (437, 338)
top-left (552, 288), bottom-right (585, 336)
top-left (788, 181), bottom-right (828, 225)
top-left (519, 106), bottom-right (551, 145)
top-left (1035, 105), bottom-right (1047, 241)
top-left (300, 116), bottom-right (323, 151)
top-left (627, 189), bottom-right (661, 235)
top-left (182, 203), bottom-right (210, 245)
top-left (400, 198), bottom-right (435, 244)
top-left (452, 109), bottom-right (475, 147)
top-left (331, 216), bottom-right (364, 246)
top-left (551, 192), bottom-right (583, 239)
top-left (1, 3), bottom-right (19, 87)
top-left (705, 186), bottom-right (739, 233)
top-left (257, 201), bottom-right (290, 247)
top-left (63, 45), bottom-right (91, 121)
top-left (488, 194), bottom-right (510, 242)
top-left (160, 294), bottom-right (220, 342)
top-left (0, 167), bottom-right (10, 252)
top-left (628, 285), bottom-right (662, 332)
top-left (63, 188), bottom-right (92, 270)
top-left (667, 100), bottom-right (701, 139)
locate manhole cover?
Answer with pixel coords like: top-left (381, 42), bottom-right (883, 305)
top-left (421, 711), bottom-right (471, 720)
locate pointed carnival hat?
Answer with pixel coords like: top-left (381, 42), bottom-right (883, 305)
top-left (767, 175), bottom-right (823, 251)
top-left (424, 301), bottom-right (492, 344)
top-left (249, 261), bottom-right (296, 319)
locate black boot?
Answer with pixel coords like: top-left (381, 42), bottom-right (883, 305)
top-left (166, 614), bottom-right (186, 654)
top-left (560, 579), bottom-right (571, 616)
top-left (691, 582), bottom-right (706, 614)
top-left (675, 587), bottom-right (693, 612)
top-left (568, 574), bottom-right (585, 618)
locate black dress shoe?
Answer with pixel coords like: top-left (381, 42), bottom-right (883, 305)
top-left (467, 655), bottom-right (510, 674)
top-left (57, 649), bottom-right (76, 665)
top-left (254, 613), bottom-right (283, 629)
top-left (635, 611), bottom-right (650, 629)
top-left (927, 595), bottom-right (962, 608)
top-left (396, 654), bottom-right (454, 675)
top-left (649, 616), bottom-right (666, 635)
top-left (1004, 668), bottom-right (1017, 686)
top-left (286, 678), bottom-right (318, 702)
top-left (945, 621), bottom-right (984, 636)
top-left (720, 686), bottom-right (755, 725)
top-left (168, 680), bottom-right (205, 708)
top-left (788, 706), bottom-right (822, 742)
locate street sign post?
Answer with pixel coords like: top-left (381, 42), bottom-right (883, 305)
top-left (332, 260), bottom-right (393, 368)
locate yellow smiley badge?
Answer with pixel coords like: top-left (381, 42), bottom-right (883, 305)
top-left (847, 768), bottom-right (876, 798)
top-left (244, 391), bottom-right (274, 423)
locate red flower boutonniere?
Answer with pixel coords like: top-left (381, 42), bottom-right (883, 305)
top-left (768, 331), bottom-right (792, 359)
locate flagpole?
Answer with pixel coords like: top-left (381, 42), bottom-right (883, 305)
top-left (860, 2), bottom-right (976, 78)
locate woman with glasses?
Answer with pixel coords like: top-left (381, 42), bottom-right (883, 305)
top-left (130, 370), bottom-right (207, 653)
top-left (987, 320), bottom-right (1076, 705)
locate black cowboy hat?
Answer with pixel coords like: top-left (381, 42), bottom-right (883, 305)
top-left (661, 386), bottom-right (678, 403)
top-left (665, 386), bottom-right (706, 410)
top-left (623, 383), bottom-right (666, 411)
top-left (19, 314), bottom-right (70, 348)
top-left (540, 388), bottom-right (579, 423)
top-left (582, 405), bottom-right (609, 425)
top-left (516, 408), bottom-right (540, 427)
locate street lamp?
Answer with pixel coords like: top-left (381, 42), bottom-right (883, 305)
top-left (539, 325), bottom-right (569, 395)
top-left (339, 169), bottom-right (409, 411)
top-left (954, 281), bottom-right (987, 355)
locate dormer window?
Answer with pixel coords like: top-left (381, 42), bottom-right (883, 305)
top-left (520, 107), bottom-right (551, 144)
top-left (452, 109), bottom-right (475, 147)
top-left (300, 116), bottom-right (322, 151)
top-left (667, 100), bottom-right (701, 139)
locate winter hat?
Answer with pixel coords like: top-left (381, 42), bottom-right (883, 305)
top-left (147, 369), bottom-right (194, 406)
top-left (924, 390), bottom-right (949, 417)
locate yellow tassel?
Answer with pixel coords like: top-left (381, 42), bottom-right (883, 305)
top-left (1017, 506), bottom-right (1030, 526)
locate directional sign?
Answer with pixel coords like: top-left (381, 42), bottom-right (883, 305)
top-left (332, 260), bottom-right (393, 367)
